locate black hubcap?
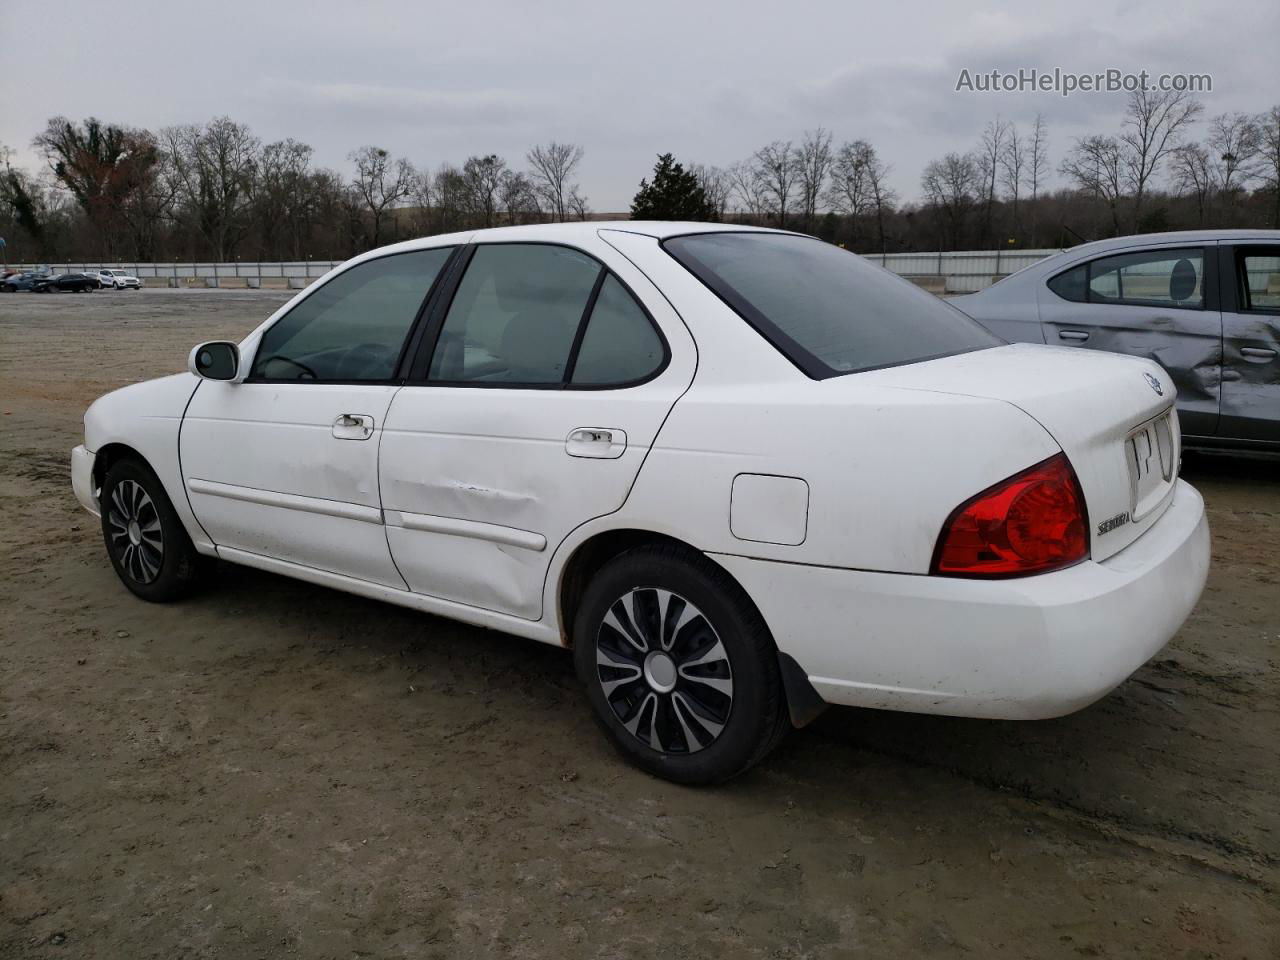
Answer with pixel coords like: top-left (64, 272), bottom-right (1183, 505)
top-left (106, 480), bottom-right (164, 584)
top-left (595, 588), bottom-right (734, 754)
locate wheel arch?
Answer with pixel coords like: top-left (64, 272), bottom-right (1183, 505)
top-left (554, 526), bottom-right (827, 728)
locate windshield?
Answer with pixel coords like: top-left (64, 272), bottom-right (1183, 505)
top-left (663, 232), bottom-right (1001, 378)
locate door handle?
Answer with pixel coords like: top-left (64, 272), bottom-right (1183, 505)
top-left (1240, 347), bottom-right (1277, 362)
top-left (566, 427), bottom-right (627, 459)
top-left (332, 413), bottom-right (374, 440)
top-left (1058, 330), bottom-right (1090, 342)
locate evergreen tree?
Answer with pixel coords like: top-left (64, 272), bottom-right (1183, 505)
top-left (630, 153), bottom-right (717, 221)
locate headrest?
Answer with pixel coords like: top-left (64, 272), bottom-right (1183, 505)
top-left (1169, 258), bottom-right (1198, 302)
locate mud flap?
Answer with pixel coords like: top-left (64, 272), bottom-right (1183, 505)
top-left (777, 652), bottom-right (828, 728)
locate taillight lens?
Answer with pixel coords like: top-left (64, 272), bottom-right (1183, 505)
top-left (932, 453), bottom-right (1089, 577)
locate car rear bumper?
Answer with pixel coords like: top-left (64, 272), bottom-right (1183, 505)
top-left (712, 478), bottom-right (1210, 720)
top-left (71, 444), bottom-right (99, 517)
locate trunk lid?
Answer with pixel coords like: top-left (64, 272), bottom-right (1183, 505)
top-left (857, 343), bottom-right (1179, 561)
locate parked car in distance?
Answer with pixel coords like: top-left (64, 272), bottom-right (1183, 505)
top-left (96, 269), bottom-right (142, 290)
top-left (34, 272), bottom-right (98, 293)
top-left (950, 230), bottom-right (1280, 455)
top-left (71, 222), bottom-right (1210, 784)
top-left (3, 271), bottom-right (50, 292)
top-left (80, 272), bottom-right (103, 289)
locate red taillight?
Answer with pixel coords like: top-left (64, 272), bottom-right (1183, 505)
top-left (932, 453), bottom-right (1089, 577)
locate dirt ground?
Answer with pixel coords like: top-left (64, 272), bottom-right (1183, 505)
top-left (0, 289), bottom-right (1276, 960)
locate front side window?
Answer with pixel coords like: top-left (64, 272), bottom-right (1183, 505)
top-left (1240, 251), bottom-right (1280, 312)
top-left (251, 247), bottom-right (452, 381)
top-left (427, 244), bottom-right (666, 387)
top-left (664, 232), bottom-right (1000, 378)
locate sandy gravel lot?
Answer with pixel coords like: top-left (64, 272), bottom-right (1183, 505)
top-left (1, 289), bottom-right (1277, 959)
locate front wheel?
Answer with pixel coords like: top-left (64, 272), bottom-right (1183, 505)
top-left (100, 457), bottom-right (209, 602)
top-left (574, 545), bottom-right (789, 784)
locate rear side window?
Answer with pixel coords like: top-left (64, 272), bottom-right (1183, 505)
top-left (252, 247), bottom-right (452, 381)
top-left (1048, 248), bottom-right (1204, 309)
top-left (1239, 251), bottom-right (1280, 312)
top-left (570, 275), bottom-right (665, 385)
top-left (1047, 264), bottom-right (1087, 302)
top-left (664, 232), bottom-right (1000, 378)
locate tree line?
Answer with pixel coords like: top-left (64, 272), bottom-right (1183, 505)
top-left (2, 90), bottom-right (1278, 264)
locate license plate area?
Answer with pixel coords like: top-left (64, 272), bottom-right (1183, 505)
top-left (1127, 410), bottom-right (1176, 521)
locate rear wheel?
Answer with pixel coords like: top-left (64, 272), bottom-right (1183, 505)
top-left (574, 545), bottom-right (789, 784)
top-left (100, 457), bottom-right (208, 602)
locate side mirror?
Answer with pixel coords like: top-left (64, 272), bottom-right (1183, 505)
top-left (188, 341), bottom-right (240, 381)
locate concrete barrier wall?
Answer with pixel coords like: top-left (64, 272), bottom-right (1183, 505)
top-left (9, 249), bottom-right (1062, 294)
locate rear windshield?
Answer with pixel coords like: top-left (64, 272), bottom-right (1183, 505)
top-left (663, 232), bottom-right (1002, 378)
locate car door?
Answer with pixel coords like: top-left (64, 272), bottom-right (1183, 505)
top-left (1219, 243), bottom-right (1280, 442)
top-left (179, 245), bottom-right (457, 586)
top-left (1037, 244), bottom-right (1222, 438)
top-left (378, 238), bottom-right (696, 620)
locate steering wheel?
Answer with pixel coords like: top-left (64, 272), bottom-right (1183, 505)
top-left (255, 354), bottom-right (318, 380)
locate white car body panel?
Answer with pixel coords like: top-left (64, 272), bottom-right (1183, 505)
top-left (379, 231), bottom-right (698, 620)
top-left (70, 221), bottom-right (1211, 722)
top-left (180, 381), bottom-right (407, 587)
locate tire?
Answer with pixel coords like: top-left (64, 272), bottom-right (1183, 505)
top-left (573, 544), bottom-right (790, 785)
top-left (100, 457), bottom-right (208, 602)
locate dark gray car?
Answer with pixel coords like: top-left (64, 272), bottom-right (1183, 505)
top-left (951, 230), bottom-right (1280, 456)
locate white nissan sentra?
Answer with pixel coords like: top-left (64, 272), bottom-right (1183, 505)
top-left (71, 222), bottom-right (1210, 783)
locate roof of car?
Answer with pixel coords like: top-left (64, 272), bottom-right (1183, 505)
top-left (1059, 229), bottom-right (1280, 257)
top-left (347, 220), bottom-right (791, 266)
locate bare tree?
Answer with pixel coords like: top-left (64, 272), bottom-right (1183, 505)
top-left (348, 145), bottom-right (415, 249)
top-left (825, 139), bottom-right (875, 244)
top-left (498, 169), bottom-right (539, 225)
top-left (1118, 88), bottom-right (1203, 230)
top-left (568, 186), bottom-right (590, 221)
top-left (163, 116), bottom-right (260, 260)
top-left (1207, 112), bottom-right (1261, 198)
top-left (432, 163), bottom-right (468, 233)
top-left (1028, 113), bottom-right (1050, 203)
top-left (999, 122), bottom-right (1026, 239)
top-left (1260, 105), bottom-right (1280, 228)
top-left (1171, 143), bottom-right (1213, 225)
top-left (976, 119), bottom-right (1009, 246)
top-left (921, 152), bottom-right (978, 249)
top-left (864, 147), bottom-right (896, 254)
top-left (727, 159), bottom-right (768, 218)
top-left (1061, 135), bottom-right (1126, 236)
top-left (254, 138), bottom-right (314, 259)
top-left (691, 164), bottom-right (732, 221)
top-left (795, 128), bottom-right (833, 227)
top-left (753, 140), bottom-right (795, 226)
top-left (526, 142), bottom-right (583, 222)
top-left (461, 154), bottom-right (507, 228)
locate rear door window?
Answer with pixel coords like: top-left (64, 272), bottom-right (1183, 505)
top-left (427, 244), bottom-right (667, 387)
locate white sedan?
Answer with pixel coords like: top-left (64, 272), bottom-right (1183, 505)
top-left (70, 222), bottom-right (1210, 783)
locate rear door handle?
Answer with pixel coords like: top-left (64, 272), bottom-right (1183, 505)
top-left (1058, 330), bottom-right (1090, 342)
top-left (332, 413), bottom-right (374, 440)
top-left (566, 427), bottom-right (627, 459)
top-left (1240, 347), bottom-right (1277, 362)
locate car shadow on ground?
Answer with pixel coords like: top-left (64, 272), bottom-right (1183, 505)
top-left (193, 557), bottom-right (1219, 840)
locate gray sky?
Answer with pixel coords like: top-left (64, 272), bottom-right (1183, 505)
top-left (2, 0), bottom-right (1276, 211)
